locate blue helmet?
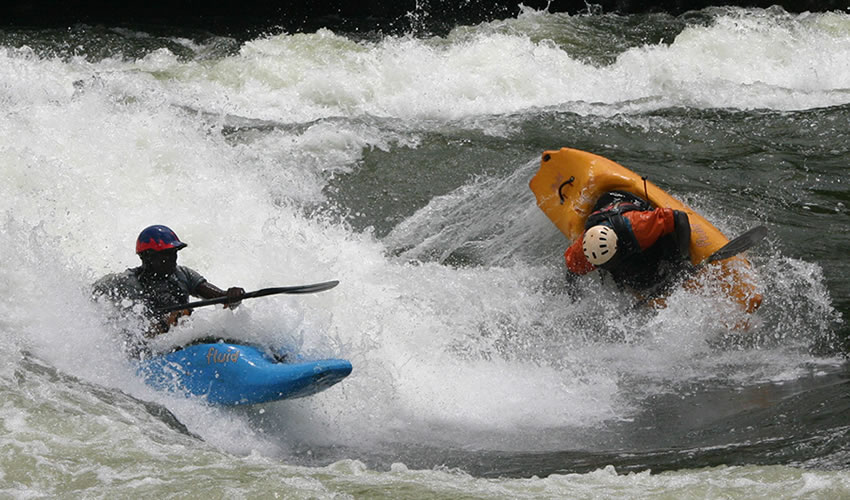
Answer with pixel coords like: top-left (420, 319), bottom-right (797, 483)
top-left (135, 225), bottom-right (187, 254)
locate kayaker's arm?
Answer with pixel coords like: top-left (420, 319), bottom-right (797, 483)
top-left (625, 208), bottom-right (676, 250)
top-left (626, 208), bottom-right (691, 261)
top-left (564, 239), bottom-right (596, 275)
top-left (195, 281), bottom-right (246, 308)
top-left (147, 281), bottom-right (245, 337)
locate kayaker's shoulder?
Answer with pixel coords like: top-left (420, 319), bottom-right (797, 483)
top-left (173, 265), bottom-right (207, 292)
top-left (92, 267), bottom-right (141, 294)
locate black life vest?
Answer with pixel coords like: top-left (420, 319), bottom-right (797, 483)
top-left (135, 268), bottom-right (189, 313)
top-left (584, 192), bottom-right (684, 291)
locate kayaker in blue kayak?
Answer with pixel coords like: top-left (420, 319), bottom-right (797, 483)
top-left (93, 225), bottom-right (245, 356)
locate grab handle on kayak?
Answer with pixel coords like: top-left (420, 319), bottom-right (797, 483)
top-left (558, 176), bottom-right (575, 204)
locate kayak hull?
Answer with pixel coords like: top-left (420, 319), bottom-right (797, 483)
top-left (529, 147), bottom-right (762, 313)
top-left (139, 342), bottom-right (352, 405)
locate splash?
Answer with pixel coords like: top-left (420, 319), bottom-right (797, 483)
top-left (0, 7), bottom-right (846, 461)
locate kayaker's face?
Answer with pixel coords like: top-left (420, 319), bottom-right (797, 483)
top-left (143, 249), bottom-right (178, 277)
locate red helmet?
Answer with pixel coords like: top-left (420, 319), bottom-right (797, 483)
top-left (136, 225), bottom-right (188, 254)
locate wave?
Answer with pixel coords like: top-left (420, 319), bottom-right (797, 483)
top-left (3, 7), bottom-right (849, 127)
top-left (0, 6), bottom-right (847, 479)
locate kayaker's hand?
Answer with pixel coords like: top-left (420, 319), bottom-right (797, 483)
top-left (167, 308), bottom-right (193, 326)
top-left (223, 287), bottom-right (245, 309)
top-left (165, 309), bottom-right (192, 327)
top-left (148, 308), bottom-right (192, 337)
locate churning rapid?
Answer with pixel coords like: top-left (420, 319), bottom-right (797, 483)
top-left (1, 5), bottom-right (849, 497)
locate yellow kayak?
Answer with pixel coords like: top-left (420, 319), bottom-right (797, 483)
top-left (529, 147), bottom-right (762, 313)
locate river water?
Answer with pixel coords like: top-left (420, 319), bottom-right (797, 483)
top-left (1, 6), bottom-right (849, 498)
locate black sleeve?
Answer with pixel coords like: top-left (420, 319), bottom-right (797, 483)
top-left (672, 210), bottom-right (691, 260)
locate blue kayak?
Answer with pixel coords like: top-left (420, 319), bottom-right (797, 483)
top-left (139, 341), bottom-right (352, 405)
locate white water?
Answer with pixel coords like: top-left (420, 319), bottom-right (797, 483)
top-left (1, 36), bottom-right (627, 454)
top-left (138, 8), bottom-right (850, 118)
top-left (1, 7), bottom-right (848, 494)
top-left (3, 7), bottom-right (846, 128)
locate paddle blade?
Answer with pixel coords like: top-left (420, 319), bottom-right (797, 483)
top-left (706, 226), bottom-right (767, 263)
top-left (244, 281), bottom-right (340, 298)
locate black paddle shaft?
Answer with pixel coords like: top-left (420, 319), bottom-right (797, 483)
top-left (156, 280), bottom-right (339, 313)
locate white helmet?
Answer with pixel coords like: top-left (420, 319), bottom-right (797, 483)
top-left (583, 225), bottom-right (618, 266)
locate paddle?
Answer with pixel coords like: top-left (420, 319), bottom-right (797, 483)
top-left (633, 226), bottom-right (767, 308)
top-left (703, 226), bottom-right (767, 264)
top-left (156, 280), bottom-right (339, 313)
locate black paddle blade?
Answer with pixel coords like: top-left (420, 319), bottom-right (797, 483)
top-left (244, 281), bottom-right (340, 298)
top-left (156, 280), bottom-right (339, 313)
top-left (706, 226), bottom-right (767, 263)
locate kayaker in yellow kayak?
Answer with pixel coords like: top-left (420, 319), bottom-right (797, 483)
top-left (531, 148), bottom-right (764, 314)
top-left (564, 190), bottom-right (693, 295)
